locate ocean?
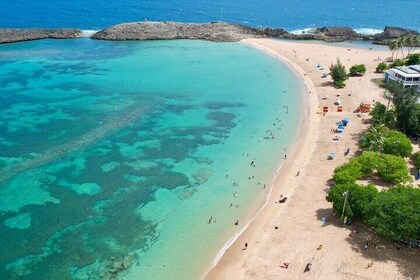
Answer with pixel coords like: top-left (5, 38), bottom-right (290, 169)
top-left (0, 39), bottom-right (302, 279)
top-left (1, 0), bottom-right (419, 32)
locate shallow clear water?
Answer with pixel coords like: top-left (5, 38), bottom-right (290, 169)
top-left (0, 38), bottom-right (302, 280)
top-left (1, 0), bottom-right (419, 31)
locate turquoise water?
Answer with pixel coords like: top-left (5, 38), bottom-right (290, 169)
top-left (0, 38), bottom-right (302, 280)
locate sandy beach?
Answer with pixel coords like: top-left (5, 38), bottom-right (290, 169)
top-left (205, 39), bottom-right (420, 280)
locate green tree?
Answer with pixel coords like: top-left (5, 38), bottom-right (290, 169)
top-left (326, 183), bottom-right (378, 220)
top-left (332, 160), bottom-right (364, 184)
top-left (349, 64), bottom-right (367, 76)
top-left (376, 62), bottom-right (388, 73)
top-left (383, 130), bottom-right (413, 157)
top-left (385, 81), bottom-right (420, 136)
top-left (406, 53), bottom-right (420, 66)
top-left (388, 40), bottom-right (397, 60)
top-left (360, 126), bottom-right (387, 152)
top-left (364, 186), bottom-right (420, 241)
top-left (377, 153), bottom-right (412, 184)
top-left (329, 58), bottom-right (347, 88)
top-left (369, 102), bottom-right (395, 128)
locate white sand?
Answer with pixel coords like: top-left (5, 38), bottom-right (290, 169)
top-left (205, 39), bottom-right (420, 280)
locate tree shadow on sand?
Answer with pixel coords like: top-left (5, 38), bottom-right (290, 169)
top-left (316, 207), bottom-right (420, 279)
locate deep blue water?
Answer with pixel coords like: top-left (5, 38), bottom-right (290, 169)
top-left (1, 0), bottom-right (419, 31)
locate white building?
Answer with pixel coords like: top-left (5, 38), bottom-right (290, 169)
top-left (385, 64), bottom-right (420, 93)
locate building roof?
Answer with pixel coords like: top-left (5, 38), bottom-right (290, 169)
top-left (390, 65), bottom-right (420, 77)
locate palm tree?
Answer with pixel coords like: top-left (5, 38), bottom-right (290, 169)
top-left (397, 36), bottom-right (406, 59)
top-left (361, 126), bottom-right (386, 152)
top-left (388, 40), bottom-right (397, 61)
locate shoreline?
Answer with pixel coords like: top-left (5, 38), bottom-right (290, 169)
top-left (204, 38), bottom-right (319, 279)
top-left (205, 39), bottom-right (419, 279)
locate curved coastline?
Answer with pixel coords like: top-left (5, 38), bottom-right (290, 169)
top-left (203, 38), bottom-right (319, 279)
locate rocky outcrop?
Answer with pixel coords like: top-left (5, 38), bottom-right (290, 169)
top-left (374, 26), bottom-right (418, 40)
top-left (0, 28), bottom-right (82, 44)
top-left (283, 26), bottom-right (362, 42)
top-left (92, 21), bottom-right (266, 42)
top-left (258, 27), bottom-right (288, 37)
top-left (372, 26), bottom-right (419, 45)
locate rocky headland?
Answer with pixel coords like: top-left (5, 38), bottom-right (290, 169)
top-left (91, 21), bottom-right (265, 42)
top-left (0, 28), bottom-right (82, 44)
top-left (92, 22), bottom-right (419, 44)
top-left (0, 23), bottom-right (418, 45)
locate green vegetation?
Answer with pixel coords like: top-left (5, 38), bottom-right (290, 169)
top-left (329, 58), bottom-right (347, 88)
top-left (382, 81), bottom-right (420, 137)
top-left (406, 53), bottom-right (420, 66)
top-left (349, 64), bottom-right (367, 76)
top-left (388, 35), bottom-right (420, 60)
top-left (360, 126), bottom-right (386, 152)
top-left (361, 125), bottom-right (413, 157)
top-left (369, 102), bottom-right (395, 128)
top-left (415, 152), bottom-right (420, 170)
top-left (390, 59), bottom-right (406, 68)
top-left (327, 185), bottom-right (420, 241)
top-left (365, 187), bottom-right (420, 241)
top-left (327, 183), bottom-right (378, 220)
top-left (332, 151), bottom-right (411, 185)
top-left (382, 130), bottom-right (413, 157)
top-left (375, 62), bottom-right (388, 73)
top-left (373, 82), bottom-right (417, 137)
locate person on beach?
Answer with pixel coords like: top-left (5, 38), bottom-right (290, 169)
top-left (244, 243), bottom-right (248, 250)
top-left (280, 262), bottom-right (289, 269)
top-left (235, 220), bottom-right (239, 226)
top-left (296, 170), bottom-right (300, 176)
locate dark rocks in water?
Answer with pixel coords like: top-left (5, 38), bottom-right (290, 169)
top-left (372, 26), bottom-right (419, 45)
top-left (258, 27), bottom-right (288, 37)
top-left (317, 26), bottom-right (359, 38)
top-left (374, 26), bottom-right (419, 40)
top-left (283, 26), bottom-right (361, 42)
top-left (0, 28), bottom-right (82, 44)
top-left (91, 21), bottom-right (266, 42)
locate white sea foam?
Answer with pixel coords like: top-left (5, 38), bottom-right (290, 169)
top-left (353, 28), bottom-right (383, 35)
top-left (290, 27), bottom-right (383, 36)
top-left (289, 28), bottom-right (313, 35)
top-left (81, 30), bottom-right (98, 37)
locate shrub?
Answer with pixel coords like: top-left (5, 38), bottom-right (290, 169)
top-left (326, 183), bottom-right (378, 220)
top-left (330, 58), bottom-right (347, 88)
top-left (406, 53), bottom-right (420, 66)
top-left (382, 130), bottom-right (413, 157)
top-left (376, 62), bottom-right (388, 73)
top-left (365, 186), bottom-right (420, 241)
top-left (333, 160), bottom-right (364, 184)
top-left (377, 154), bottom-right (412, 184)
top-left (349, 64), bottom-right (367, 76)
top-left (390, 59), bottom-right (406, 68)
top-left (332, 151), bottom-right (411, 185)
